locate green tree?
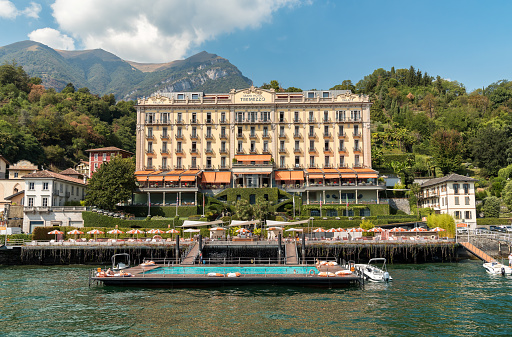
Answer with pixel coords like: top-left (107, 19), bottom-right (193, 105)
top-left (408, 183), bottom-right (422, 216)
top-left (501, 181), bottom-right (512, 212)
top-left (252, 196), bottom-right (270, 223)
top-left (430, 129), bottom-right (463, 175)
top-left (85, 156), bottom-right (136, 210)
top-left (482, 196), bottom-right (501, 218)
top-left (233, 199), bottom-right (252, 220)
top-left (471, 125), bottom-right (512, 177)
top-left (427, 214), bottom-right (455, 238)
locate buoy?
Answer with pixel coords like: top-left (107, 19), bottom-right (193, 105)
top-left (383, 271), bottom-right (390, 282)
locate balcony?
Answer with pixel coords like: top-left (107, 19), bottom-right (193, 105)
top-left (308, 163), bottom-right (317, 168)
top-left (338, 147), bottom-right (347, 153)
top-left (294, 148), bottom-right (302, 154)
top-left (160, 134), bottom-right (170, 140)
top-left (249, 149), bottom-right (258, 154)
top-left (278, 118), bottom-right (287, 123)
top-left (190, 148), bottom-right (199, 154)
top-left (262, 149), bottom-right (271, 154)
top-left (308, 147), bottom-right (317, 154)
top-left (160, 149), bottom-right (170, 155)
top-left (293, 133), bottom-right (303, 139)
top-left (278, 133), bottom-right (287, 139)
top-left (353, 132), bottom-right (362, 138)
top-left (205, 134), bottom-right (214, 140)
top-left (323, 118), bottom-right (331, 123)
top-left (205, 148), bottom-right (214, 154)
top-left (335, 118), bottom-right (346, 123)
top-left (279, 148), bottom-right (287, 154)
top-left (236, 134), bottom-right (245, 140)
top-left (262, 134), bottom-right (271, 140)
top-left (308, 133), bottom-right (317, 139)
top-left (323, 163), bottom-right (333, 168)
top-left (145, 149), bottom-right (155, 155)
top-left (236, 149), bottom-right (245, 154)
top-left (323, 132), bottom-right (332, 138)
top-left (190, 134), bottom-right (199, 140)
top-left (293, 118), bottom-right (301, 123)
top-left (324, 147), bottom-right (333, 153)
top-left (338, 132), bottom-right (347, 138)
top-left (219, 148), bottom-right (229, 154)
top-left (220, 133), bottom-right (228, 140)
top-left (249, 134), bottom-right (258, 139)
top-left (175, 148), bottom-right (184, 154)
top-left (145, 134), bottom-right (155, 140)
top-left (175, 134), bottom-right (184, 140)
top-left (190, 119), bottom-right (198, 124)
top-left (354, 147), bottom-right (362, 152)
top-left (220, 118), bottom-right (228, 124)
top-left (175, 119), bottom-right (184, 124)
top-left (308, 118), bottom-right (316, 123)
top-left (205, 119), bottom-right (213, 124)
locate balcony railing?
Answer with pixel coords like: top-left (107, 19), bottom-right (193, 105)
top-left (293, 133), bottom-right (303, 139)
top-left (250, 149), bottom-right (258, 154)
top-left (190, 134), bottom-right (199, 140)
top-left (353, 132), bottom-right (361, 137)
top-left (323, 118), bottom-right (331, 123)
top-left (324, 147), bottom-right (333, 153)
top-left (219, 148), bottom-right (228, 154)
top-left (190, 148), bottom-right (199, 154)
top-left (354, 147), bottom-right (362, 152)
top-left (205, 134), bottom-right (214, 140)
top-left (160, 149), bottom-right (170, 154)
top-left (191, 119), bottom-right (198, 124)
top-left (338, 132), bottom-right (347, 138)
top-left (236, 134), bottom-right (244, 139)
top-left (145, 149), bottom-right (155, 154)
top-left (249, 134), bottom-right (258, 139)
top-left (323, 132), bottom-right (332, 138)
top-left (308, 118), bottom-right (316, 123)
top-left (308, 133), bottom-right (316, 139)
top-left (278, 118), bottom-right (287, 123)
top-left (278, 133), bottom-right (287, 139)
top-left (161, 134), bottom-right (170, 140)
top-left (279, 148), bottom-right (287, 154)
top-left (205, 119), bottom-right (213, 124)
top-left (237, 149), bottom-right (245, 154)
top-left (220, 133), bottom-right (228, 140)
top-left (220, 119), bottom-right (228, 124)
top-left (293, 118), bottom-right (301, 123)
top-left (205, 148), bottom-right (214, 154)
top-left (308, 147), bottom-right (317, 153)
top-left (262, 134), bottom-right (271, 139)
top-left (145, 134), bottom-right (155, 140)
top-left (175, 119), bottom-right (183, 124)
top-left (175, 149), bottom-right (184, 154)
top-left (159, 165), bottom-right (170, 170)
top-left (294, 148), bottom-right (302, 154)
top-left (175, 134), bottom-right (184, 140)
top-left (338, 147), bottom-right (347, 152)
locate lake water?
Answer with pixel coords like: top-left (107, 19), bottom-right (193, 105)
top-left (146, 265), bottom-right (319, 275)
top-left (1, 260), bottom-right (511, 336)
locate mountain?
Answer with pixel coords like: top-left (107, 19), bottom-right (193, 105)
top-left (0, 41), bottom-right (252, 100)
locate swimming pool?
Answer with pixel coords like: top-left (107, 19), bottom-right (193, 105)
top-left (145, 266), bottom-right (319, 275)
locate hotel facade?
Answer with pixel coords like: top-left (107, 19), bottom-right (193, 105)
top-left (134, 87), bottom-right (385, 209)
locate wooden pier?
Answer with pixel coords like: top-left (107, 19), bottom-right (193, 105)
top-left (460, 242), bottom-right (496, 263)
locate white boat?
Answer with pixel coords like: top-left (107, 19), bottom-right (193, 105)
top-left (355, 258), bottom-right (392, 282)
top-left (483, 261), bottom-right (512, 275)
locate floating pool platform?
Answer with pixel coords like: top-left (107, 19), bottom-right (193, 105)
top-left (91, 264), bottom-right (363, 289)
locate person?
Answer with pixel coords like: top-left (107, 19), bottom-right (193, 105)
top-left (199, 252), bottom-right (203, 264)
top-left (106, 268), bottom-right (114, 276)
top-left (508, 253), bottom-right (512, 267)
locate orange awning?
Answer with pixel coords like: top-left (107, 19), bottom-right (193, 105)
top-left (308, 174), bottom-right (324, 179)
top-left (236, 171), bottom-right (272, 175)
top-left (147, 176), bottom-right (163, 182)
top-left (183, 170), bottom-right (199, 175)
top-left (290, 171), bottom-right (304, 181)
top-left (216, 172), bottom-right (231, 183)
top-left (136, 176), bottom-right (148, 182)
top-left (180, 175), bottom-right (196, 182)
top-left (202, 172), bottom-right (216, 183)
top-left (357, 173), bottom-right (378, 178)
top-left (165, 175), bottom-right (180, 182)
top-left (235, 154), bottom-right (272, 162)
top-left (324, 173), bottom-right (340, 178)
top-left (275, 171), bottom-right (291, 181)
top-left (338, 168), bottom-right (357, 178)
top-left (135, 170), bottom-right (154, 175)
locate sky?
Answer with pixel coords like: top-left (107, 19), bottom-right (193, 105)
top-left (0, 0), bottom-right (511, 92)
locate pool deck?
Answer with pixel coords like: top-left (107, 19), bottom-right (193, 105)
top-left (91, 264), bottom-right (362, 288)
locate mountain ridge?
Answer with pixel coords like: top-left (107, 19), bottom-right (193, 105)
top-left (0, 41), bottom-right (252, 100)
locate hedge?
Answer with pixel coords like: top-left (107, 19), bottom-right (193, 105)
top-left (381, 153), bottom-right (415, 165)
top-left (215, 187), bottom-right (280, 210)
top-left (476, 218), bottom-right (512, 226)
top-left (300, 204), bottom-right (390, 217)
top-left (119, 205), bottom-right (199, 218)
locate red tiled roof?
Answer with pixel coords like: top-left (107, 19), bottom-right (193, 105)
top-left (85, 147), bottom-right (133, 155)
top-left (59, 168), bottom-right (80, 176)
top-left (24, 170), bottom-right (86, 185)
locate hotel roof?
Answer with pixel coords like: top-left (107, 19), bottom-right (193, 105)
top-left (420, 173), bottom-right (477, 188)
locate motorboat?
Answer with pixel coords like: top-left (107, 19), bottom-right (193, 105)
top-left (111, 253), bottom-right (130, 271)
top-left (483, 261), bottom-right (512, 275)
top-left (355, 258), bottom-right (392, 282)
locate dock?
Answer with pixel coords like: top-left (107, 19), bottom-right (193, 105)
top-left (460, 242), bottom-right (496, 263)
top-left (181, 242), bottom-right (199, 265)
top-left (285, 243), bottom-right (298, 264)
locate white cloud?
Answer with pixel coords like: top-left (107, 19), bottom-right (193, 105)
top-left (0, 0), bottom-right (41, 19)
top-left (28, 28), bottom-right (75, 50)
top-left (50, 0), bottom-right (303, 62)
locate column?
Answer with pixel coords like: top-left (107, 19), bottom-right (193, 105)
top-left (355, 189), bottom-right (358, 204)
top-left (339, 190), bottom-right (342, 205)
top-left (163, 191), bottom-right (166, 205)
top-left (376, 190), bottom-right (379, 204)
top-left (179, 191), bottom-right (182, 206)
top-left (323, 190), bottom-right (326, 205)
top-left (195, 191), bottom-right (197, 206)
top-left (307, 190), bottom-right (310, 205)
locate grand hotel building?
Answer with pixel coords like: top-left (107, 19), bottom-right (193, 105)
top-left (134, 86), bottom-right (385, 209)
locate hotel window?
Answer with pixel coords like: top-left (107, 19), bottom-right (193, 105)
top-left (236, 112), bottom-right (244, 122)
top-left (43, 182), bottom-right (49, 190)
top-left (340, 156), bottom-right (345, 167)
top-left (336, 111), bottom-right (345, 121)
top-left (250, 141), bottom-right (256, 153)
top-left (191, 142), bottom-right (197, 152)
top-left (309, 140), bottom-right (314, 151)
top-left (339, 140), bottom-right (345, 151)
top-left (295, 140), bottom-right (299, 151)
top-left (323, 92), bottom-right (329, 98)
top-left (28, 197), bottom-right (34, 207)
top-left (454, 211), bottom-right (461, 219)
top-left (324, 111), bottom-right (329, 122)
top-left (103, 153), bottom-right (107, 161)
top-left (29, 182), bottom-right (34, 190)
top-left (280, 126), bottom-right (285, 137)
top-left (455, 196), bottom-right (459, 205)
top-left (279, 112), bottom-right (284, 122)
top-left (221, 157), bottom-right (226, 168)
top-left (238, 141), bottom-right (243, 153)
top-left (206, 112), bottom-right (211, 123)
top-left (221, 112), bottom-right (226, 123)
top-left (294, 125), bottom-right (299, 136)
top-left (453, 184), bottom-right (459, 194)
top-left (221, 126), bottom-right (226, 138)
top-left (294, 111), bottom-right (299, 122)
top-left (263, 126), bottom-right (268, 137)
top-left (207, 141), bottom-right (212, 152)
top-left (162, 142), bottom-right (167, 153)
top-left (206, 126), bottom-right (212, 138)
top-left (324, 125), bottom-right (329, 136)
top-left (263, 141), bottom-right (268, 152)
top-left (237, 127), bottom-right (243, 137)
top-left (262, 111), bottom-right (270, 122)
top-left (250, 126), bottom-right (256, 137)
top-left (295, 156), bottom-right (300, 167)
top-left (206, 157), bottom-right (212, 169)
top-left (177, 94), bottom-right (184, 100)
top-left (351, 110), bottom-right (361, 121)
top-left (280, 156), bottom-right (285, 168)
top-left (42, 197), bottom-right (48, 207)
top-left (161, 112), bottom-right (168, 123)
top-left (465, 196), bottom-right (470, 205)
top-left (176, 157), bottom-right (182, 169)
top-left (192, 127), bottom-right (197, 138)
top-left (162, 157), bottom-right (168, 169)
top-left (221, 141), bottom-right (226, 152)
top-left (465, 211), bottom-right (472, 219)
top-left (71, 186), bottom-right (74, 195)
top-left (147, 127), bottom-right (153, 138)
top-left (310, 156), bottom-right (315, 167)
top-left (147, 157), bottom-right (153, 168)
top-left (94, 153), bottom-right (98, 161)
top-left (177, 127), bottom-right (182, 137)
top-left (280, 141), bottom-right (285, 152)
top-left (463, 184), bottom-right (469, 194)
top-left (325, 156), bottom-right (330, 167)
top-left (354, 155), bottom-right (360, 167)
top-left (177, 112), bottom-right (182, 123)
top-left (249, 111), bottom-right (256, 122)
top-left (147, 142), bottom-right (153, 153)
top-left (354, 140), bottom-right (360, 151)
top-left (191, 113), bottom-right (197, 123)
top-left (354, 125), bottom-right (359, 136)
top-left (191, 157), bottom-right (196, 169)
top-left (325, 140), bottom-right (329, 151)
top-left (309, 111), bottom-right (314, 122)
top-left (192, 93), bottom-right (199, 100)
top-left (308, 92), bottom-right (315, 98)
top-left (309, 126), bottom-right (314, 137)
top-left (339, 125), bottom-right (344, 136)
top-left (146, 113), bottom-right (154, 124)
top-left (177, 142), bottom-right (182, 152)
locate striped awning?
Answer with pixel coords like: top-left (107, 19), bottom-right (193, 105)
top-left (180, 175), bottom-right (196, 182)
top-left (202, 172), bottom-right (216, 183)
top-left (234, 154), bottom-right (272, 162)
top-left (147, 176), bottom-right (163, 182)
top-left (164, 175), bottom-right (180, 182)
top-left (275, 171), bottom-right (291, 181)
top-left (136, 176), bottom-right (148, 182)
top-left (216, 172), bottom-right (231, 183)
top-left (338, 168), bottom-right (357, 178)
top-left (290, 171), bottom-right (304, 181)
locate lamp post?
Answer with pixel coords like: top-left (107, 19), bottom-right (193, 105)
top-left (309, 216), bottom-right (314, 240)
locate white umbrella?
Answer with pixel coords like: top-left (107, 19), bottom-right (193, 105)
top-left (183, 228), bottom-right (200, 239)
top-left (87, 229), bottom-right (104, 241)
top-left (127, 228), bottom-right (145, 239)
top-left (67, 229), bottom-right (84, 240)
top-left (285, 228), bottom-right (303, 232)
top-left (313, 228), bottom-right (326, 233)
top-left (107, 229), bottom-right (124, 240)
top-left (48, 229), bottom-right (63, 241)
top-left (431, 227), bottom-right (446, 232)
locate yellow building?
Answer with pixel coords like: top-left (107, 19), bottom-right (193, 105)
top-left (134, 86), bottom-right (385, 208)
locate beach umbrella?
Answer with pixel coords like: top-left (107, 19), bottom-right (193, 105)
top-left (267, 227), bottom-right (283, 231)
top-left (127, 228), bottom-right (145, 239)
top-left (285, 228), bottom-right (303, 232)
top-left (183, 228), bottom-right (200, 239)
top-left (236, 228), bottom-right (251, 234)
top-left (410, 227), bottom-right (427, 232)
top-left (336, 228), bottom-right (346, 232)
top-left (326, 228), bottom-right (338, 233)
top-left (107, 229), bottom-right (124, 240)
top-left (368, 227), bottom-right (384, 232)
top-left (87, 229), bottom-right (104, 240)
top-left (390, 227), bottom-right (407, 232)
top-left (147, 229), bottom-right (165, 234)
top-left (166, 228), bottom-right (180, 234)
top-left (348, 228), bottom-right (366, 232)
top-left (313, 228), bottom-right (326, 233)
top-left (431, 227), bottom-right (446, 232)
top-left (209, 227), bottom-right (226, 231)
top-left (67, 229), bottom-right (84, 240)
top-left (48, 229), bottom-right (64, 240)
